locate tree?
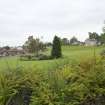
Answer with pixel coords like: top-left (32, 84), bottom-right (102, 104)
top-left (70, 36), bottom-right (78, 44)
top-left (51, 36), bottom-right (62, 58)
top-left (88, 32), bottom-right (100, 41)
top-left (45, 42), bottom-right (52, 47)
top-left (61, 38), bottom-right (69, 45)
top-left (99, 22), bottom-right (105, 44)
top-left (100, 33), bottom-right (105, 44)
top-left (23, 36), bottom-right (45, 56)
top-left (3, 46), bottom-right (10, 50)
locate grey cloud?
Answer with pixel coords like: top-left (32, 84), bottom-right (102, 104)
top-left (0, 0), bottom-right (105, 46)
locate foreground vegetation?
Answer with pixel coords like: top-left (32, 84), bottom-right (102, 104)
top-left (0, 46), bottom-right (104, 70)
top-left (1, 57), bottom-right (105, 105)
top-left (0, 46), bottom-right (105, 105)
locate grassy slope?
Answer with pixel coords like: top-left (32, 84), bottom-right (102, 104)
top-left (0, 46), bottom-right (104, 71)
top-left (62, 46), bottom-right (104, 60)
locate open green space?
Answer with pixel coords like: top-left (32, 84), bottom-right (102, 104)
top-left (0, 46), bottom-right (104, 71)
top-left (0, 45), bottom-right (105, 105)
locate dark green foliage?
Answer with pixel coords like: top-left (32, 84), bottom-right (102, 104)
top-left (45, 42), bottom-right (52, 47)
top-left (61, 38), bottom-right (69, 45)
top-left (37, 54), bottom-right (52, 60)
top-left (100, 33), bottom-right (105, 44)
top-left (88, 32), bottom-right (105, 44)
top-left (3, 46), bottom-right (10, 50)
top-left (100, 49), bottom-right (105, 59)
top-left (70, 36), bottom-right (78, 45)
top-left (20, 54), bottom-right (34, 61)
top-left (89, 32), bottom-right (100, 40)
top-left (20, 54), bottom-right (52, 61)
top-left (87, 32), bottom-right (105, 45)
top-left (51, 36), bottom-right (62, 58)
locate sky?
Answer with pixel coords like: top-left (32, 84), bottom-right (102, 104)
top-left (0, 0), bottom-right (105, 46)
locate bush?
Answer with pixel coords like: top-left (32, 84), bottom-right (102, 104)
top-left (0, 67), bottom-right (44, 105)
top-left (51, 36), bottom-right (62, 58)
top-left (20, 54), bottom-right (52, 61)
top-left (1, 58), bottom-right (105, 105)
top-left (100, 49), bottom-right (105, 58)
top-left (20, 54), bottom-right (33, 61)
top-left (37, 54), bottom-right (52, 60)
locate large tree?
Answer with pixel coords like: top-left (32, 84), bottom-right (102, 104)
top-left (70, 36), bottom-right (78, 44)
top-left (100, 33), bottom-right (105, 44)
top-left (23, 36), bottom-right (45, 56)
top-left (51, 36), bottom-right (62, 58)
top-left (3, 46), bottom-right (10, 50)
top-left (88, 32), bottom-right (100, 41)
top-left (61, 38), bottom-right (69, 45)
top-left (99, 22), bottom-right (105, 44)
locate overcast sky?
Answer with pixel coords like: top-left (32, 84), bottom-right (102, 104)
top-left (0, 0), bottom-right (105, 46)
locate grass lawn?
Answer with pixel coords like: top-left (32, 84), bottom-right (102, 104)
top-left (62, 46), bottom-right (104, 60)
top-left (0, 46), bottom-right (104, 71)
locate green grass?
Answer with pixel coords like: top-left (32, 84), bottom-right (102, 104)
top-left (0, 45), bottom-right (105, 105)
top-left (0, 46), bottom-right (104, 71)
top-left (62, 46), bottom-right (104, 60)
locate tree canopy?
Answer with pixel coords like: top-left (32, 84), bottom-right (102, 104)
top-left (88, 32), bottom-right (100, 41)
top-left (23, 36), bottom-right (45, 56)
top-left (100, 33), bottom-right (105, 44)
top-left (70, 36), bottom-right (78, 44)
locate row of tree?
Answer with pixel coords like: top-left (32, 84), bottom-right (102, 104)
top-left (22, 32), bottom-right (105, 59)
top-left (61, 32), bottom-right (105, 45)
top-left (88, 32), bottom-right (105, 44)
top-left (61, 37), bottom-right (79, 45)
top-left (23, 36), bottom-right (46, 56)
top-left (23, 35), bottom-right (62, 59)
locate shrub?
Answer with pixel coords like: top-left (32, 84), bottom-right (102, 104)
top-left (20, 54), bottom-right (52, 61)
top-left (20, 54), bottom-right (33, 61)
top-left (1, 58), bottom-right (105, 105)
top-left (100, 49), bottom-right (105, 58)
top-left (51, 36), bottom-right (62, 58)
top-left (0, 67), bottom-right (43, 105)
top-left (37, 54), bottom-right (52, 60)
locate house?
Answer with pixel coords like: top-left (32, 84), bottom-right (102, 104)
top-left (71, 41), bottom-right (84, 45)
top-left (16, 46), bottom-right (23, 50)
top-left (0, 48), bottom-right (25, 57)
top-left (72, 41), bottom-right (80, 45)
top-left (70, 36), bottom-right (84, 45)
top-left (85, 39), bottom-right (98, 46)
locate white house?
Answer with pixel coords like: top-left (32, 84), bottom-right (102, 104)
top-left (85, 39), bottom-right (97, 46)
